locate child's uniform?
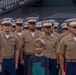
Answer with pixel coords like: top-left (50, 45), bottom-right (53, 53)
top-left (28, 55), bottom-right (49, 75)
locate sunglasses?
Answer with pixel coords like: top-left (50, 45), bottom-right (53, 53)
top-left (72, 26), bottom-right (76, 28)
top-left (16, 23), bottom-right (22, 26)
top-left (28, 22), bottom-right (36, 25)
top-left (4, 25), bottom-right (11, 26)
top-left (45, 26), bottom-right (51, 29)
top-left (62, 28), bottom-right (68, 30)
top-left (36, 27), bottom-right (42, 30)
top-left (12, 26), bottom-right (16, 28)
top-left (54, 27), bottom-right (57, 29)
top-left (23, 27), bottom-right (28, 29)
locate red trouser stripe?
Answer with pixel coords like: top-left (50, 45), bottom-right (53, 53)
top-left (64, 62), bottom-right (68, 74)
top-left (24, 55), bottom-right (26, 75)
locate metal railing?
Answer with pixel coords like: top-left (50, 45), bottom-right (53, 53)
top-left (0, 0), bottom-right (41, 16)
top-left (0, 0), bottom-right (28, 13)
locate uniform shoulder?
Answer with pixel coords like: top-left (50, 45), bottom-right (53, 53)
top-left (10, 32), bottom-right (19, 39)
top-left (51, 34), bottom-right (58, 40)
top-left (60, 32), bottom-right (66, 37)
top-left (38, 34), bottom-right (45, 39)
top-left (53, 32), bottom-right (60, 35)
top-left (36, 30), bottom-right (43, 34)
top-left (60, 32), bottom-right (70, 37)
top-left (21, 30), bottom-right (29, 35)
top-left (63, 34), bottom-right (70, 39)
top-left (60, 34), bottom-right (71, 42)
top-left (10, 32), bottom-right (16, 36)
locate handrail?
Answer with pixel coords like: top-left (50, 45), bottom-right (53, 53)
top-left (0, 0), bottom-right (40, 16)
top-left (0, 0), bottom-right (28, 13)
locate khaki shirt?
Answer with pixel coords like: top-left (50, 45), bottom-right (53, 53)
top-left (20, 30), bottom-right (43, 54)
top-left (60, 31), bottom-right (70, 40)
top-left (57, 34), bottom-right (76, 59)
top-left (52, 32), bottom-right (60, 42)
top-left (39, 34), bottom-right (59, 59)
top-left (14, 31), bottom-right (22, 39)
top-left (0, 33), bottom-right (4, 49)
top-left (1, 31), bottom-right (20, 59)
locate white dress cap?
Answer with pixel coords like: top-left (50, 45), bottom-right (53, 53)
top-left (36, 22), bottom-right (42, 27)
top-left (26, 17), bottom-right (39, 23)
top-left (1, 18), bottom-right (13, 25)
top-left (15, 18), bottom-right (25, 24)
top-left (61, 23), bottom-right (67, 28)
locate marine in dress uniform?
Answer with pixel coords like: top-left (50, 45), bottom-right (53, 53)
top-left (52, 21), bottom-right (60, 42)
top-left (53, 21), bottom-right (59, 32)
top-left (14, 18), bottom-right (25, 75)
top-left (14, 18), bottom-right (25, 38)
top-left (60, 22), bottom-right (70, 40)
top-left (57, 20), bottom-right (76, 75)
top-left (61, 23), bottom-right (68, 33)
top-left (20, 17), bottom-right (43, 75)
top-left (23, 22), bottom-right (28, 31)
top-left (38, 21), bottom-right (59, 75)
top-left (1, 18), bottom-right (20, 75)
top-left (36, 22), bottom-right (42, 31)
top-left (11, 20), bottom-right (16, 32)
top-left (52, 21), bottom-right (60, 75)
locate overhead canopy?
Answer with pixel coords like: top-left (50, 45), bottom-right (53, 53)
top-left (44, 13), bottom-right (76, 19)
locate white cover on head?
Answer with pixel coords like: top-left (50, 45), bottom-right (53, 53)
top-left (26, 17), bottom-right (38, 22)
top-left (69, 21), bottom-right (76, 27)
top-left (36, 22), bottom-right (42, 27)
top-left (15, 18), bottom-right (25, 24)
top-left (61, 23), bottom-right (67, 28)
top-left (54, 22), bottom-right (59, 27)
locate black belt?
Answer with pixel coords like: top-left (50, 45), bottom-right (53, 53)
top-left (3, 56), bottom-right (14, 59)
